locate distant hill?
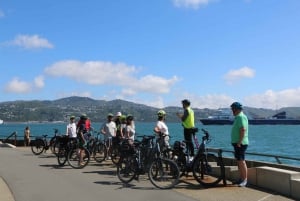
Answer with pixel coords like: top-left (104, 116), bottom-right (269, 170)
top-left (0, 96), bottom-right (300, 122)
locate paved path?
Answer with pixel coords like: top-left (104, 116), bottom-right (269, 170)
top-left (0, 147), bottom-right (296, 201)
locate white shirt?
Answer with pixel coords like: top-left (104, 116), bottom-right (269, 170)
top-left (101, 121), bottom-right (117, 139)
top-left (156, 120), bottom-right (169, 135)
top-left (67, 122), bottom-right (77, 138)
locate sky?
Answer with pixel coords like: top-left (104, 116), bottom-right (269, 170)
top-left (1, 0), bottom-right (300, 109)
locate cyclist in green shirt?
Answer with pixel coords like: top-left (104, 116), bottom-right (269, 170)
top-left (231, 102), bottom-right (249, 187)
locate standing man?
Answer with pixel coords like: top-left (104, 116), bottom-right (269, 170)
top-left (230, 102), bottom-right (249, 187)
top-left (177, 99), bottom-right (195, 157)
top-left (66, 115), bottom-right (77, 138)
top-left (100, 113), bottom-right (117, 158)
top-left (24, 126), bottom-right (31, 146)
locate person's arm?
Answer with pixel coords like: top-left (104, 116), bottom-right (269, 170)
top-left (180, 109), bottom-right (189, 121)
top-left (237, 127), bottom-right (246, 147)
top-left (100, 124), bottom-right (106, 135)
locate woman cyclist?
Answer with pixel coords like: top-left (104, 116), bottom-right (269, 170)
top-left (154, 110), bottom-right (170, 149)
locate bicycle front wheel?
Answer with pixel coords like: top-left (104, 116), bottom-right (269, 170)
top-left (111, 146), bottom-right (121, 165)
top-left (93, 142), bottom-right (107, 163)
top-left (31, 139), bottom-right (45, 155)
top-left (192, 153), bottom-right (223, 187)
top-left (67, 147), bottom-right (90, 169)
top-left (117, 155), bottom-right (138, 184)
top-left (148, 158), bottom-right (180, 189)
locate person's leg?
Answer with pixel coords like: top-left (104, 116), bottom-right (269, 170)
top-left (238, 160), bottom-right (248, 180)
top-left (184, 130), bottom-right (194, 156)
top-left (234, 144), bottom-right (248, 186)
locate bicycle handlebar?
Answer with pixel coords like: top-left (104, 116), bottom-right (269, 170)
top-left (201, 128), bottom-right (210, 141)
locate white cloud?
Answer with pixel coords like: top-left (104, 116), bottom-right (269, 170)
top-left (244, 88), bottom-right (300, 109)
top-left (172, 0), bottom-right (217, 9)
top-left (4, 78), bottom-right (32, 93)
top-left (179, 93), bottom-right (234, 109)
top-left (10, 34), bottom-right (54, 49)
top-left (223, 66), bottom-right (255, 84)
top-left (34, 76), bottom-right (45, 89)
top-left (4, 76), bottom-right (45, 94)
top-left (44, 60), bottom-right (179, 95)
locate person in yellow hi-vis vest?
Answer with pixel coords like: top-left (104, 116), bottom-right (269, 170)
top-left (177, 99), bottom-right (196, 157)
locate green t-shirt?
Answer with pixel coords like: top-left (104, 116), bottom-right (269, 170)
top-left (231, 111), bottom-right (249, 145)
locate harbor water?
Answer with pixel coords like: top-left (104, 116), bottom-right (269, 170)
top-left (1, 122), bottom-right (299, 166)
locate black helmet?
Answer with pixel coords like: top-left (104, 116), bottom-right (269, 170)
top-left (126, 114), bottom-right (134, 121)
top-left (181, 99), bottom-right (191, 106)
top-left (231, 102), bottom-right (243, 110)
top-left (80, 114), bottom-right (88, 120)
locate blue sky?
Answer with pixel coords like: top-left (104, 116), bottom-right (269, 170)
top-left (1, 0), bottom-right (300, 109)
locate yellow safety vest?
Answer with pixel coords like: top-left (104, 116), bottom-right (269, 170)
top-left (182, 107), bottom-right (195, 129)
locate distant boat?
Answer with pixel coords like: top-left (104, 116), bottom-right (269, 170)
top-left (0, 119), bottom-right (3, 124)
top-left (199, 110), bottom-right (300, 125)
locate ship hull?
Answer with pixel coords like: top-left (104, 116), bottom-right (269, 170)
top-left (200, 119), bottom-right (300, 125)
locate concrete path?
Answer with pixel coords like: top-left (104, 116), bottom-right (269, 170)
top-left (0, 147), bottom-right (296, 201)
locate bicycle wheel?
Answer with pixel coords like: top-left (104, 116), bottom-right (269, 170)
top-left (67, 147), bottom-right (90, 169)
top-left (111, 145), bottom-right (121, 165)
top-left (148, 158), bottom-right (180, 189)
top-left (93, 142), bottom-right (107, 163)
top-left (192, 153), bottom-right (223, 187)
top-left (31, 139), bottom-right (45, 155)
top-left (50, 140), bottom-right (59, 156)
top-left (57, 147), bottom-right (67, 166)
top-left (117, 155), bottom-right (138, 184)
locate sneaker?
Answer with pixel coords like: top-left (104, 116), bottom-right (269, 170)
top-left (232, 179), bottom-right (242, 185)
top-left (238, 179), bottom-right (247, 187)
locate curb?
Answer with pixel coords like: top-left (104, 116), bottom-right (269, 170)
top-left (0, 177), bottom-right (15, 201)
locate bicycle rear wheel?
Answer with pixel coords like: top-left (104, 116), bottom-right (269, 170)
top-left (117, 155), bottom-right (138, 184)
top-left (31, 139), bottom-right (45, 155)
top-left (148, 158), bottom-right (180, 189)
top-left (93, 142), bottom-right (107, 163)
top-left (192, 153), bottom-right (223, 187)
top-left (67, 147), bottom-right (90, 169)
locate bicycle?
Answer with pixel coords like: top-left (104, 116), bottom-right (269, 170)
top-left (31, 128), bottom-right (61, 155)
top-left (116, 135), bottom-right (180, 189)
top-left (66, 137), bottom-right (90, 169)
top-left (171, 128), bottom-right (226, 187)
top-left (86, 131), bottom-right (108, 163)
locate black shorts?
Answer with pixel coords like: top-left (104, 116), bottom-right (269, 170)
top-left (232, 143), bottom-right (248, 161)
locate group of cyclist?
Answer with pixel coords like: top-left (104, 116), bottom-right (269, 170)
top-left (63, 99), bottom-right (196, 163)
top-left (62, 99), bottom-right (248, 188)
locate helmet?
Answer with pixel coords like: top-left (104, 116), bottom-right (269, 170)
top-left (116, 112), bottom-right (122, 117)
top-left (120, 115), bottom-right (126, 121)
top-left (69, 115), bottom-right (75, 120)
top-left (230, 102), bottom-right (243, 110)
top-left (126, 114), bottom-right (134, 121)
top-left (157, 110), bottom-right (166, 117)
top-left (80, 114), bottom-right (88, 120)
top-left (181, 99), bottom-right (191, 106)
top-left (107, 113), bottom-right (114, 117)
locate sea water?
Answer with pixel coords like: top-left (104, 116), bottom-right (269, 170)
top-left (1, 122), bottom-right (299, 166)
